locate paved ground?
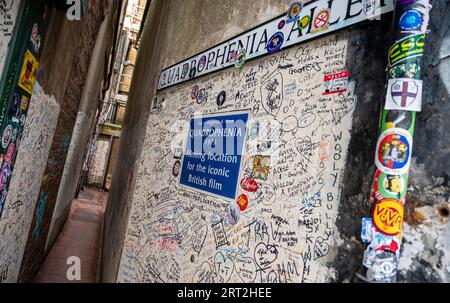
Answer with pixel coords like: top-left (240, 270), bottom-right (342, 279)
top-left (34, 188), bottom-right (108, 283)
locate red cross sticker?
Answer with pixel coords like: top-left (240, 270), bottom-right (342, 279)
top-left (314, 10), bottom-right (330, 28)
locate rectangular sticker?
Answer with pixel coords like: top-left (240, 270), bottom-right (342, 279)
top-left (388, 34), bottom-right (425, 67)
top-left (18, 49), bottom-right (39, 94)
top-left (323, 71), bottom-right (349, 95)
top-left (385, 78), bottom-right (423, 112)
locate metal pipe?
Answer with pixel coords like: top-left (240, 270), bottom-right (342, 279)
top-left (356, 0), bottom-right (432, 283)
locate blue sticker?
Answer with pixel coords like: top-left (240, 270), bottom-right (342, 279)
top-left (361, 217), bottom-right (373, 244)
top-left (267, 32), bottom-right (284, 54)
top-left (399, 10), bottom-right (422, 31)
top-left (287, 2), bottom-right (302, 23)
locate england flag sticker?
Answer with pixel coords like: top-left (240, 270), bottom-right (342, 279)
top-left (385, 78), bottom-right (423, 112)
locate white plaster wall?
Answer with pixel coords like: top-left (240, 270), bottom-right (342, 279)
top-left (0, 82), bottom-right (60, 283)
top-left (117, 31), bottom-right (358, 283)
top-left (0, 0), bottom-right (21, 76)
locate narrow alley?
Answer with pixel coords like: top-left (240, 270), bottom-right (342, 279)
top-left (0, 0), bottom-right (450, 291)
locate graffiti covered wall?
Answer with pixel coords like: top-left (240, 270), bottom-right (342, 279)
top-left (0, 82), bottom-right (60, 283)
top-left (117, 31), bottom-right (359, 283)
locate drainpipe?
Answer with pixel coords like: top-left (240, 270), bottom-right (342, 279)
top-left (101, 134), bottom-right (117, 191)
top-left (356, 0), bottom-right (432, 283)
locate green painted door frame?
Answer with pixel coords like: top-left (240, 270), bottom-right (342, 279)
top-left (0, 0), bottom-right (51, 218)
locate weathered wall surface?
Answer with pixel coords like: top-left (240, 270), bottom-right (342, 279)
top-left (17, 0), bottom-right (112, 282)
top-left (117, 32), bottom-right (357, 283)
top-left (0, 5), bottom-right (84, 283)
top-left (104, 0), bottom-right (450, 283)
top-left (102, 0), bottom-right (296, 283)
top-left (0, 82), bottom-right (60, 283)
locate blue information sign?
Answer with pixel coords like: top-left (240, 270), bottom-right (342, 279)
top-left (179, 111), bottom-right (249, 201)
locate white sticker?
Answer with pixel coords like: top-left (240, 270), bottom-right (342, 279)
top-left (385, 78), bottom-right (423, 112)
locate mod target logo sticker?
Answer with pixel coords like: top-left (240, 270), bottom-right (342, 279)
top-left (375, 128), bottom-right (412, 175)
top-left (371, 199), bottom-right (404, 236)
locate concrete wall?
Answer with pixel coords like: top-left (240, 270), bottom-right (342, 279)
top-left (103, 0), bottom-right (450, 283)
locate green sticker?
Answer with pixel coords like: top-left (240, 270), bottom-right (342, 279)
top-left (381, 110), bottom-right (416, 136)
top-left (388, 34), bottom-right (425, 67)
top-left (374, 170), bottom-right (408, 201)
top-left (388, 59), bottom-right (422, 80)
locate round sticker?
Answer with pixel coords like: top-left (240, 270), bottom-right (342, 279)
top-left (314, 10), bottom-right (330, 29)
top-left (227, 203), bottom-right (241, 225)
top-left (267, 32), bottom-right (284, 54)
top-left (373, 170), bottom-right (407, 201)
top-left (198, 55), bottom-right (207, 71)
top-left (375, 128), bottom-right (412, 175)
top-left (2, 125), bottom-right (12, 149)
top-left (237, 194), bottom-right (249, 211)
top-left (197, 89), bottom-right (208, 104)
top-left (287, 2), bottom-right (303, 23)
top-left (217, 91), bottom-right (226, 106)
top-left (172, 161), bottom-right (181, 177)
top-left (234, 49), bottom-right (247, 68)
top-left (298, 15), bottom-right (310, 30)
top-left (5, 143), bottom-right (15, 164)
top-left (383, 110), bottom-right (414, 132)
top-left (191, 86), bottom-right (199, 100)
top-left (240, 178), bottom-right (259, 192)
top-left (371, 198), bottom-right (404, 236)
top-left (399, 10), bottom-right (422, 31)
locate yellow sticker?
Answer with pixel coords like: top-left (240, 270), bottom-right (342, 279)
top-left (18, 50), bottom-right (39, 94)
top-left (372, 198), bottom-right (404, 236)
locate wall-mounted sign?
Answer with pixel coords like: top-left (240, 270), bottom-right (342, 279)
top-left (157, 0), bottom-right (394, 90)
top-left (179, 111), bottom-right (249, 201)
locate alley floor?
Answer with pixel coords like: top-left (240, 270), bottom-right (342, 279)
top-left (34, 188), bottom-right (108, 283)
